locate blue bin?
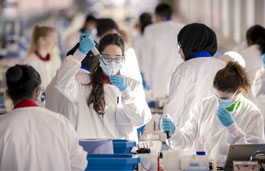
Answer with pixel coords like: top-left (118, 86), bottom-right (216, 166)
top-left (112, 139), bottom-right (136, 154)
top-left (86, 154), bottom-right (141, 171)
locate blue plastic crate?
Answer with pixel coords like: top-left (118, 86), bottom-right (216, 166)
top-left (112, 139), bottom-right (136, 154)
top-left (85, 154), bottom-right (141, 171)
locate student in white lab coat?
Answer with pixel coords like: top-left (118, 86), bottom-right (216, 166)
top-left (132, 12), bottom-right (153, 80)
top-left (22, 25), bottom-right (61, 89)
top-left (45, 33), bottom-right (152, 141)
top-left (163, 23), bottom-right (225, 128)
top-left (141, 3), bottom-right (183, 99)
top-left (161, 61), bottom-right (264, 167)
top-left (239, 25), bottom-right (265, 82)
top-left (0, 64), bottom-right (87, 170)
top-left (239, 25), bottom-right (265, 105)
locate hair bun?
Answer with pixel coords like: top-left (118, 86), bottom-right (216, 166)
top-left (6, 65), bottom-right (23, 83)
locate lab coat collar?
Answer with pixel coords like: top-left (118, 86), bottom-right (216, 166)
top-left (81, 65), bottom-right (90, 72)
top-left (35, 51), bottom-right (50, 61)
top-left (191, 51), bottom-right (212, 59)
top-left (13, 100), bottom-right (38, 109)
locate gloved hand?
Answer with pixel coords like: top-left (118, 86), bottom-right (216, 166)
top-left (160, 115), bottom-right (175, 134)
top-left (216, 105), bottom-right (235, 127)
top-left (109, 75), bottom-right (128, 91)
top-left (78, 32), bottom-right (95, 55)
top-left (262, 54), bottom-right (265, 68)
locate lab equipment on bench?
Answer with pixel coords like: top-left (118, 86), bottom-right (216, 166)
top-left (112, 139), bottom-right (136, 154)
top-left (180, 151), bottom-right (209, 171)
top-left (85, 154), bottom-right (140, 171)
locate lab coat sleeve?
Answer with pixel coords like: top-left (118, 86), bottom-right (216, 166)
top-left (169, 104), bottom-right (199, 150)
top-left (65, 118), bottom-right (88, 170)
top-left (252, 68), bottom-right (265, 99)
top-left (226, 111), bottom-right (265, 144)
top-left (163, 66), bottom-right (187, 127)
top-left (120, 78), bottom-right (152, 128)
top-left (53, 50), bottom-right (86, 103)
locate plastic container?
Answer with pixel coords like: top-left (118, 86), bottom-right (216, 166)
top-left (112, 139), bottom-right (136, 154)
top-left (180, 151), bottom-right (209, 171)
top-left (79, 139), bottom-right (114, 154)
top-left (85, 154), bottom-right (141, 171)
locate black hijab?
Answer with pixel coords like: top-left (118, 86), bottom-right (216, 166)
top-left (178, 23), bottom-right (217, 61)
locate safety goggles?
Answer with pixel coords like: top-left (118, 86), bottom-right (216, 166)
top-left (102, 55), bottom-right (124, 64)
top-left (213, 88), bottom-right (238, 101)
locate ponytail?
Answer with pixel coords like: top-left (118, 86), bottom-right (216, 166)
top-left (27, 25), bottom-right (55, 56)
top-left (87, 34), bottom-right (124, 115)
top-left (213, 61), bottom-right (250, 94)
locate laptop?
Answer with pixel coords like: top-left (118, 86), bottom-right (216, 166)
top-left (224, 144), bottom-right (265, 171)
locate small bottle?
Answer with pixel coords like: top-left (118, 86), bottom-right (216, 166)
top-left (196, 151), bottom-right (209, 171)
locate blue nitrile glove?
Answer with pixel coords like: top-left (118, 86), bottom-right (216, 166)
top-left (109, 75), bottom-right (128, 91)
top-left (216, 105), bottom-right (235, 127)
top-left (262, 54), bottom-right (265, 68)
top-left (78, 32), bottom-right (95, 55)
top-left (160, 116), bottom-right (175, 134)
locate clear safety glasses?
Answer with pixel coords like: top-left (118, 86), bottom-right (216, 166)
top-left (102, 55), bottom-right (124, 64)
top-left (212, 88), bottom-right (238, 101)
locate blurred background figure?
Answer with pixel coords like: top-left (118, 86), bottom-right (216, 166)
top-left (96, 18), bottom-right (120, 41)
top-left (239, 25), bottom-right (265, 82)
top-left (65, 14), bottom-right (97, 51)
top-left (252, 54), bottom-right (265, 131)
top-left (132, 12), bottom-right (153, 89)
top-left (141, 3), bottom-right (183, 100)
top-left (238, 25), bottom-right (265, 105)
top-left (21, 25), bottom-right (61, 89)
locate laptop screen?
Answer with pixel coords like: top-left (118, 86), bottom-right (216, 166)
top-left (224, 144), bottom-right (265, 170)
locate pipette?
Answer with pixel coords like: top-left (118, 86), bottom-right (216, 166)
top-left (91, 45), bottom-right (106, 65)
top-left (82, 34), bottom-right (106, 65)
top-left (164, 115), bottom-right (172, 149)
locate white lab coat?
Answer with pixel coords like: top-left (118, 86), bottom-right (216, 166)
top-left (163, 57), bottom-right (225, 128)
top-left (142, 21), bottom-right (184, 98)
top-left (0, 106), bottom-right (87, 170)
top-left (132, 35), bottom-right (144, 72)
top-left (45, 50), bottom-right (152, 142)
top-left (22, 52), bottom-right (61, 89)
top-left (239, 45), bottom-right (262, 105)
top-left (169, 95), bottom-right (264, 167)
top-left (239, 45), bottom-right (262, 82)
top-left (121, 47), bottom-right (142, 83)
top-left (252, 67), bottom-right (265, 126)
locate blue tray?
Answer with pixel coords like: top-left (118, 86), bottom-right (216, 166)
top-left (86, 154), bottom-right (141, 171)
top-left (112, 139), bottom-right (136, 154)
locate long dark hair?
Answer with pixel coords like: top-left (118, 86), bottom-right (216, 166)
top-left (6, 64), bottom-right (41, 104)
top-left (213, 61), bottom-right (250, 94)
top-left (88, 34), bottom-right (125, 115)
